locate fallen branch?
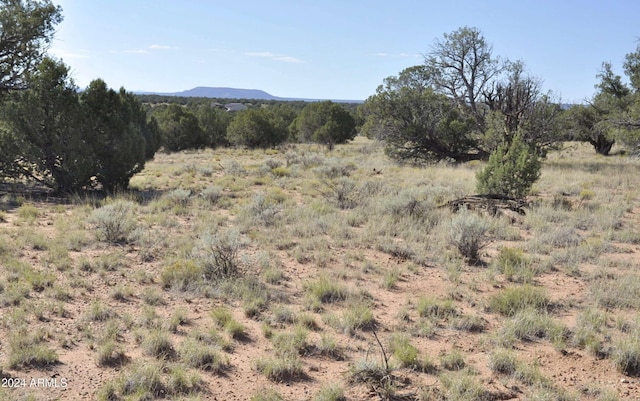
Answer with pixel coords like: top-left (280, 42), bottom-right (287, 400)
top-left (440, 194), bottom-right (529, 216)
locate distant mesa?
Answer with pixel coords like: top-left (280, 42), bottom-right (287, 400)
top-left (171, 87), bottom-right (277, 100)
top-left (136, 87), bottom-right (363, 103)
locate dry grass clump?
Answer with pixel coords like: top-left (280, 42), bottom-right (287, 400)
top-left (8, 327), bottom-right (59, 368)
top-left (488, 285), bottom-right (550, 316)
top-left (254, 354), bottom-right (304, 381)
top-left (304, 275), bottom-right (349, 307)
top-left (591, 274), bottom-right (640, 309)
top-left (179, 338), bottom-right (229, 372)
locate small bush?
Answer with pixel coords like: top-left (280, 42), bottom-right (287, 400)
top-left (381, 267), bottom-right (400, 290)
top-left (271, 326), bottom-right (310, 356)
top-left (255, 354), bottom-right (303, 381)
top-left (348, 358), bottom-right (391, 385)
top-left (8, 328), bottom-right (59, 368)
top-left (440, 370), bottom-right (487, 401)
top-left (494, 247), bottom-right (533, 282)
top-left (476, 133), bottom-right (541, 199)
top-left (389, 333), bottom-right (419, 368)
top-left (440, 349), bottom-right (466, 371)
top-left (417, 296), bottom-right (456, 319)
top-left (451, 314), bottom-right (485, 332)
top-left (500, 308), bottom-right (565, 345)
top-left (336, 301), bottom-right (375, 335)
top-left (488, 285), bottom-right (549, 316)
top-left (164, 188), bottom-right (191, 207)
top-left (247, 193), bottom-right (282, 227)
top-left (142, 329), bottom-right (175, 359)
top-left (488, 348), bottom-right (519, 375)
top-left (200, 185), bottom-right (224, 204)
top-left (16, 204), bottom-right (39, 222)
top-left (166, 365), bottom-right (203, 396)
top-left (304, 275), bottom-right (349, 304)
top-left (447, 210), bottom-right (489, 264)
top-left (85, 301), bottom-right (113, 322)
top-left (591, 274), bottom-right (640, 309)
top-left (142, 288), bottom-right (164, 306)
top-left (313, 383), bottom-right (346, 401)
top-left (160, 259), bottom-right (203, 291)
top-left (118, 362), bottom-right (165, 398)
top-left (612, 338), bottom-right (640, 376)
top-left (90, 200), bottom-right (137, 243)
top-left (96, 340), bottom-right (127, 367)
top-left (166, 306), bottom-right (190, 332)
top-left (180, 338), bottom-right (228, 372)
top-left (195, 229), bottom-right (246, 280)
top-left (319, 177), bottom-right (358, 209)
top-left (211, 307), bottom-right (246, 339)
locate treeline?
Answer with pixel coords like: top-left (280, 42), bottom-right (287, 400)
top-left (146, 99), bottom-right (358, 152)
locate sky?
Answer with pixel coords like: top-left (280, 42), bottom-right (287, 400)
top-left (49, 0), bottom-right (640, 103)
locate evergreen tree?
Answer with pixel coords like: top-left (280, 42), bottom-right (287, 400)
top-left (476, 133), bottom-right (541, 199)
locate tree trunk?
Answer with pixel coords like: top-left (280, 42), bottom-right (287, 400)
top-left (589, 135), bottom-right (615, 156)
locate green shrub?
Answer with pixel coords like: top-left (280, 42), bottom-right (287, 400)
top-left (200, 185), bottom-right (224, 205)
top-left (118, 362), bottom-right (165, 398)
top-left (476, 133), bottom-right (541, 199)
top-left (255, 354), bottom-right (303, 381)
top-left (96, 340), bottom-right (127, 367)
top-left (389, 334), bottom-right (419, 368)
top-left (160, 259), bottom-right (202, 291)
top-left (166, 365), bottom-right (203, 396)
top-left (495, 247), bottom-right (533, 282)
top-left (142, 329), bottom-right (175, 359)
top-left (17, 204), bottom-right (39, 222)
top-left (336, 301), bottom-right (375, 335)
top-left (440, 370), bottom-right (487, 401)
top-left (440, 349), bottom-right (466, 371)
top-left (500, 308), bottom-right (566, 346)
top-left (85, 301), bottom-right (113, 322)
top-left (304, 275), bottom-right (349, 304)
top-left (488, 348), bottom-right (518, 375)
top-left (90, 200), bottom-right (137, 243)
top-left (488, 285), bottom-right (549, 316)
top-left (164, 188), bottom-right (191, 207)
top-left (417, 296), bottom-right (456, 319)
top-left (180, 338), bottom-right (228, 372)
top-left (271, 326), bottom-right (310, 356)
top-left (313, 383), bottom-right (346, 401)
top-left (211, 306), bottom-right (246, 339)
top-left (447, 210), bottom-right (489, 264)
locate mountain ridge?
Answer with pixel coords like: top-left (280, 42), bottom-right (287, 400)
top-left (136, 86), bottom-right (363, 103)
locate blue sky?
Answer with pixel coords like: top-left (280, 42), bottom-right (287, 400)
top-left (50, 1), bottom-right (640, 102)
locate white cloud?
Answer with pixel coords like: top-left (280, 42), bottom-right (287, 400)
top-left (149, 44), bottom-right (171, 49)
top-left (273, 56), bottom-right (304, 63)
top-left (244, 51), bottom-right (276, 57)
top-left (245, 51), bottom-right (304, 63)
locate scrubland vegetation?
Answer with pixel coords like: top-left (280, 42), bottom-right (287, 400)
top-left (2, 2), bottom-right (640, 400)
top-left (1, 138), bottom-right (639, 400)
